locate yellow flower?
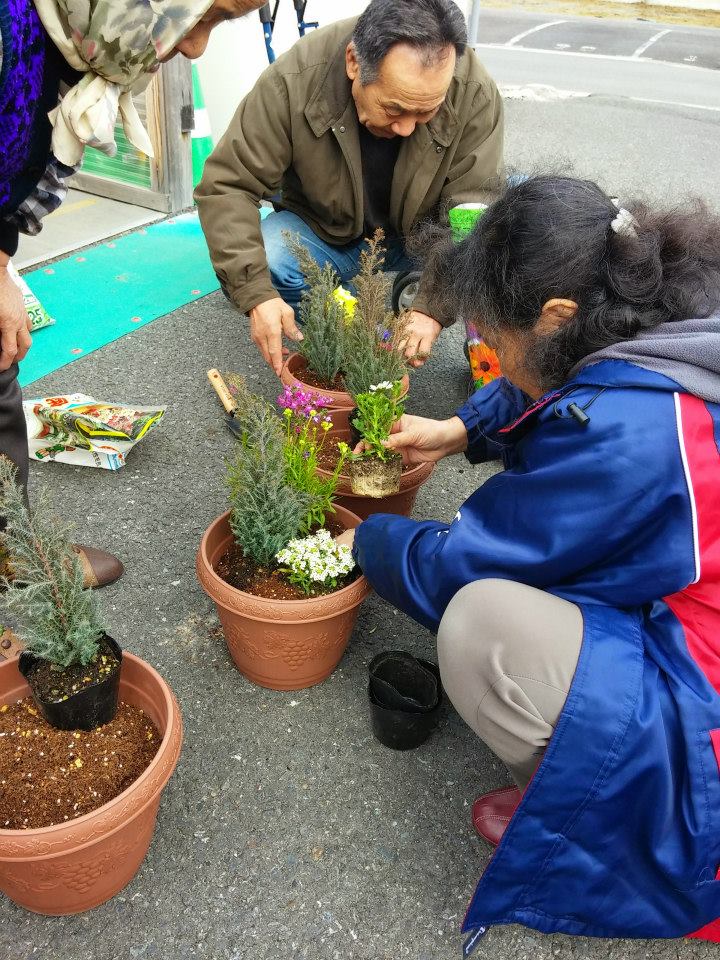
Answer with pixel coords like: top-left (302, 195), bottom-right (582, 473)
top-left (332, 286), bottom-right (357, 322)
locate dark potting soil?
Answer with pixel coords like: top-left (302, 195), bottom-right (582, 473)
top-left (0, 698), bottom-right (160, 830)
top-left (216, 518), bottom-right (359, 600)
top-left (28, 636), bottom-right (120, 704)
top-left (297, 366), bottom-right (346, 393)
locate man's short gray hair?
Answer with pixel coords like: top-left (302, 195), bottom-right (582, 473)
top-left (352, 0), bottom-right (467, 86)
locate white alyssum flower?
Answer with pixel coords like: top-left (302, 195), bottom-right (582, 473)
top-left (276, 529), bottom-right (355, 587)
top-left (369, 381), bottom-right (394, 392)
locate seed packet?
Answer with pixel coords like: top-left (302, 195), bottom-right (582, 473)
top-left (23, 394), bottom-right (166, 470)
top-left (7, 262), bottom-right (55, 331)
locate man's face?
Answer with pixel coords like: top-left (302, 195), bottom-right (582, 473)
top-left (171, 0), bottom-right (266, 60)
top-left (346, 42), bottom-right (456, 139)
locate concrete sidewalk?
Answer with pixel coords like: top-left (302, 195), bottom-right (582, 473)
top-left (2, 97), bottom-right (720, 960)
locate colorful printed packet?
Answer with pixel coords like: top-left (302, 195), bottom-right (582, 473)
top-left (24, 394), bottom-right (166, 470)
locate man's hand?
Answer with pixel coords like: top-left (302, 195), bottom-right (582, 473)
top-left (0, 260), bottom-right (32, 373)
top-left (248, 297), bottom-right (304, 376)
top-left (383, 414), bottom-right (468, 467)
top-left (401, 310), bottom-right (443, 368)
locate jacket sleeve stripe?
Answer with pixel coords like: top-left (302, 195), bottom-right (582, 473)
top-left (673, 392), bottom-right (701, 585)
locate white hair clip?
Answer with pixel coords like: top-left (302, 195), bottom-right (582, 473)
top-left (609, 198), bottom-right (638, 239)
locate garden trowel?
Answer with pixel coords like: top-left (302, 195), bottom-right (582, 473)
top-left (207, 369), bottom-right (243, 439)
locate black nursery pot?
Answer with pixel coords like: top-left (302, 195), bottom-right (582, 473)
top-left (19, 634), bottom-right (123, 731)
top-left (368, 651), bottom-right (443, 751)
top-left (348, 408), bottom-right (361, 449)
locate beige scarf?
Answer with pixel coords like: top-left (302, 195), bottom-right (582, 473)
top-left (34, 0), bottom-right (213, 165)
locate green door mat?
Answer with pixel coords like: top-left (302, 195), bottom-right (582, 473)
top-left (18, 212), bottom-right (220, 388)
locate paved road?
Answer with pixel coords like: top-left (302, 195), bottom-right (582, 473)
top-left (475, 9), bottom-right (720, 70)
top-left (474, 10), bottom-right (720, 113)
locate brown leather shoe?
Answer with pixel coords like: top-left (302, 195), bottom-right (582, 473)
top-left (73, 545), bottom-right (124, 589)
top-left (472, 785), bottom-right (522, 846)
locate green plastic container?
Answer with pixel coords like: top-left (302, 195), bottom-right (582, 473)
top-left (448, 202), bottom-right (488, 243)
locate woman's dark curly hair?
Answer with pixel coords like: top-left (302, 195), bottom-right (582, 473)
top-left (421, 176), bottom-right (720, 389)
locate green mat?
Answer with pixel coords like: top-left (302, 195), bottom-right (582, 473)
top-left (18, 212), bottom-right (220, 387)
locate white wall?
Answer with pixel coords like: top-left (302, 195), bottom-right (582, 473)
top-left (196, 1), bottom-right (472, 145)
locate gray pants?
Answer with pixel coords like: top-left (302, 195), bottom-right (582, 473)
top-left (437, 579), bottom-right (583, 789)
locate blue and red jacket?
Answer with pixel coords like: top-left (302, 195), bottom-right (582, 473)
top-left (353, 358), bottom-right (720, 942)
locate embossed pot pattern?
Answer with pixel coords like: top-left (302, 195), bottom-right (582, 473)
top-left (196, 506), bottom-right (371, 691)
top-left (0, 654), bottom-right (183, 915)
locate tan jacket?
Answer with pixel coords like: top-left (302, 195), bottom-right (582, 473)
top-left (195, 17), bottom-right (504, 322)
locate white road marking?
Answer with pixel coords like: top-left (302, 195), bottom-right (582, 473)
top-left (555, 43), bottom-right (571, 49)
top-left (628, 95), bottom-right (720, 113)
top-left (474, 41), bottom-right (710, 73)
top-left (631, 29), bottom-right (672, 59)
top-left (506, 19), bottom-right (567, 47)
top-left (685, 55), bottom-right (698, 62)
top-left (581, 45), bottom-right (596, 52)
top-left (500, 83), bottom-right (590, 100)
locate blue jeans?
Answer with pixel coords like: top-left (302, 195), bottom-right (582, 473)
top-left (261, 210), bottom-right (413, 311)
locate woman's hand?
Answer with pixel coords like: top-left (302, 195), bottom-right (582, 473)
top-left (0, 258), bottom-right (32, 372)
top-left (382, 414), bottom-right (468, 467)
top-left (335, 529), bottom-right (356, 549)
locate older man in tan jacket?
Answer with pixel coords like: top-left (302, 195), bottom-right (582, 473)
top-left (196, 0), bottom-right (503, 375)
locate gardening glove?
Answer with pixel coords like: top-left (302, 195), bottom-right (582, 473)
top-left (249, 297), bottom-right (304, 377)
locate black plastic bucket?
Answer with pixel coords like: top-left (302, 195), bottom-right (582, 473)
top-left (19, 634), bottom-right (122, 731)
top-left (368, 651), bottom-right (442, 750)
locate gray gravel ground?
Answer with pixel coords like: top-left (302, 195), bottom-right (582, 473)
top-left (2, 97), bottom-right (720, 959)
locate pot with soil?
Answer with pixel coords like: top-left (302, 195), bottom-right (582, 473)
top-left (197, 377), bottom-right (371, 690)
top-left (197, 506), bottom-right (370, 690)
top-left (18, 633), bottom-right (121, 731)
top-left (0, 649), bottom-right (183, 915)
top-left (280, 354), bottom-right (409, 423)
top-left (280, 230), bottom-right (411, 421)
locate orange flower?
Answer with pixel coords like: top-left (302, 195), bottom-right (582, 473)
top-left (469, 339), bottom-right (502, 387)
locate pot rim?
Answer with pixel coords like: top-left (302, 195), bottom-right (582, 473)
top-left (281, 353), bottom-right (410, 405)
top-left (0, 651), bottom-right (180, 843)
top-left (197, 507), bottom-right (371, 615)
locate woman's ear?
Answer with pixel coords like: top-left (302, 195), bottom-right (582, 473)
top-left (535, 298), bottom-right (578, 336)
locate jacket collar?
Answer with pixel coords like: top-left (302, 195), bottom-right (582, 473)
top-left (304, 32), bottom-right (461, 148)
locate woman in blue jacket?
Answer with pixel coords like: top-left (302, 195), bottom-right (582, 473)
top-left (345, 176), bottom-right (720, 944)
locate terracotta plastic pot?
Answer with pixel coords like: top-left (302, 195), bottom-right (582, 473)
top-left (319, 428), bottom-right (434, 521)
top-left (196, 506), bottom-right (371, 691)
top-left (0, 653), bottom-right (183, 916)
top-left (280, 353), bottom-right (410, 417)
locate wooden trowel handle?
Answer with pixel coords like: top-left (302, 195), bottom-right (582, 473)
top-left (207, 369), bottom-right (238, 415)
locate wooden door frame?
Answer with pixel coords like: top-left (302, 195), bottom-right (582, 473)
top-left (70, 58), bottom-right (195, 214)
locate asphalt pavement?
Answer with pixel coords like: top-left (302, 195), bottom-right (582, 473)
top-left (2, 11), bottom-right (720, 959)
top-left (475, 9), bottom-right (720, 69)
top-left (475, 10), bottom-right (720, 113)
